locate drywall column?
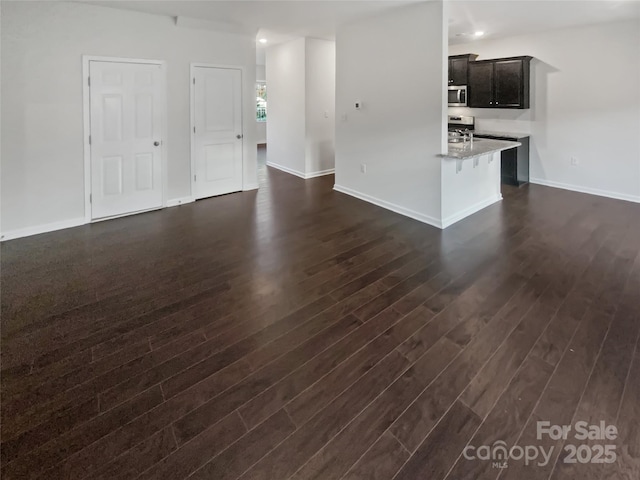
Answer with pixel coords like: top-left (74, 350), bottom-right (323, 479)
top-left (334, 1), bottom-right (448, 227)
top-left (305, 38), bottom-right (336, 177)
top-left (265, 38), bottom-right (307, 176)
top-left (256, 64), bottom-right (267, 145)
top-left (265, 37), bottom-right (336, 178)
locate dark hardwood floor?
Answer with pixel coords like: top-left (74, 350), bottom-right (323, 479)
top-left (2, 145), bottom-right (639, 480)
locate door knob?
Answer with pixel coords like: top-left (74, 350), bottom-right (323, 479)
top-left (153, 141), bottom-right (160, 146)
top-left (236, 134), bottom-right (243, 139)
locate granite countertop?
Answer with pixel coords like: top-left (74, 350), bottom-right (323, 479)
top-left (473, 130), bottom-right (530, 139)
top-left (440, 138), bottom-right (521, 160)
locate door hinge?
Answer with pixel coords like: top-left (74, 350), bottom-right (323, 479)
top-left (89, 193), bottom-right (92, 203)
top-left (193, 126), bottom-right (196, 134)
top-left (88, 77), bottom-right (91, 87)
top-left (88, 135), bottom-right (91, 145)
top-left (193, 78), bottom-right (195, 85)
top-left (194, 175), bottom-right (197, 182)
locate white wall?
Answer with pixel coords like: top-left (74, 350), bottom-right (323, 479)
top-left (1, 1), bottom-right (257, 237)
top-left (266, 38), bottom-right (307, 176)
top-left (450, 19), bottom-right (640, 203)
top-left (256, 122), bottom-right (267, 145)
top-left (266, 37), bottom-right (335, 178)
top-left (305, 38), bottom-right (336, 175)
top-left (334, 1), bottom-right (447, 226)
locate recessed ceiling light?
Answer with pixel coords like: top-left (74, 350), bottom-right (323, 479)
top-left (259, 38), bottom-right (268, 44)
top-left (474, 31), bottom-right (485, 37)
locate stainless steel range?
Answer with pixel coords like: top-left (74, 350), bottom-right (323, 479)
top-left (447, 115), bottom-right (475, 143)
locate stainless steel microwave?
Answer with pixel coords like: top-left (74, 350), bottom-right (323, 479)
top-left (448, 85), bottom-right (467, 107)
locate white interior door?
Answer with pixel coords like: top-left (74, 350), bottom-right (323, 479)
top-left (89, 60), bottom-right (163, 220)
top-left (193, 66), bottom-right (243, 199)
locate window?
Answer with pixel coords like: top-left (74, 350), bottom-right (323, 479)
top-left (256, 82), bottom-right (267, 122)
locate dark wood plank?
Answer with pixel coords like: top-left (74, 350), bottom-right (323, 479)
top-left (393, 400), bottom-right (481, 480)
top-left (234, 350), bottom-right (411, 480)
top-left (188, 409), bottom-right (296, 480)
top-left (497, 222), bottom-right (636, 480)
top-left (550, 265), bottom-right (640, 480)
top-left (497, 306), bottom-right (615, 480)
top-left (169, 313), bottom-right (361, 444)
top-left (341, 432), bottom-right (410, 480)
top-left (397, 267), bottom-right (528, 364)
top-left (444, 355), bottom-right (554, 480)
top-left (389, 269), bottom-right (551, 453)
top-left (132, 412), bottom-right (246, 480)
top-left (239, 306), bottom-right (416, 429)
top-left (282, 307), bottom-right (433, 428)
top-left (92, 427), bottom-right (177, 480)
top-left (288, 337), bottom-right (461, 480)
top-left (460, 300), bottom-right (556, 419)
top-left (599, 336), bottom-right (640, 480)
top-left (31, 361), bottom-right (251, 480)
top-left (1, 386), bottom-right (165, 480)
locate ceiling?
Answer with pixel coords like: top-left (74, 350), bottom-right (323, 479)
top-left (449, 0), bottom-right (640, 45)
top-left (84, 1), bottom-right (419, 39)
top-left (82, 0), bottom-right (640, 61)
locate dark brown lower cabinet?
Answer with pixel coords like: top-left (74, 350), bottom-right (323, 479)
top-left (474, 133), bottom-right (530, 186)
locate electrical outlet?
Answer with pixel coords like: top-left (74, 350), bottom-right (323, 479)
top-left (360, 164), bottom-right (367, 174)
top-left (571, 157), bottom-right (579, 166)
top-left (324, 111), bottom-right (328, 118)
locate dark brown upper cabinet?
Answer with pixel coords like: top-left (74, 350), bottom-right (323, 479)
top-left (468, 56), bottom-right (532, 109)
top-left (448, 54), bottom-right (478, 86)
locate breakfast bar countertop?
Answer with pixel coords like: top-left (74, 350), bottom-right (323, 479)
top-left (439, 138), bottom-right (521, 160)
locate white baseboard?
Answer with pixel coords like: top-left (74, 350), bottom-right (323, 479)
top-left (1, 217), bottom-right (86, 242)
top-left (266, 162), bottom-right (334, 180)
top-left (243, 184), bottom-right (259, 191)
top-left (441, 194), bottom-right (503, 229)
top-left (166, 197), bottom-right (195, 207)
top-left (333, 184), bottom-right (442, 229)
top-left (530, 178), bottom-right (640, 204)
top-left (266, 161), bottom-right (306, 179)
top-left (305, 168), bottom-right (335, 179)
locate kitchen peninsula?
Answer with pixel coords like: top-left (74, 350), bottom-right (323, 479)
top-left (439, 138), bottom-right (521, 228)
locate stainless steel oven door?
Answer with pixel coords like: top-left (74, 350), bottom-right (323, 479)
top-left (448, 86), bottom-right (467, 107)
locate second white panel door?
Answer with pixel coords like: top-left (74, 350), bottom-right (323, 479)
top-left (193, 66), bottom-right (243, 199)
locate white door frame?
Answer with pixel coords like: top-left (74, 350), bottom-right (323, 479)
top-left (82, 55), bottom-right (168, 223)
top-left (190, 63), bottom-right (245, 200)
